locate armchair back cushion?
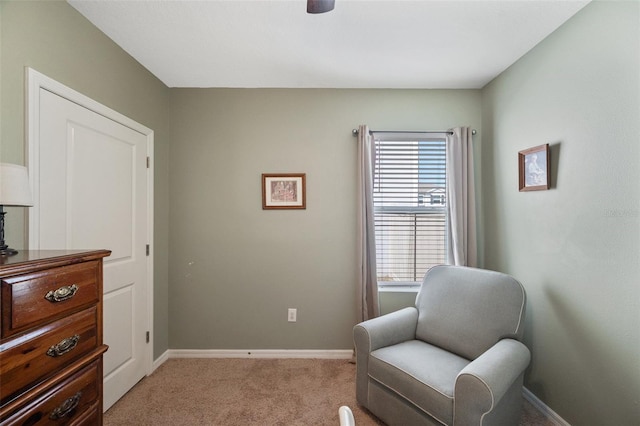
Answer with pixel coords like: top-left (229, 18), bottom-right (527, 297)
top-left (415, 265), bottom-right (526, 360)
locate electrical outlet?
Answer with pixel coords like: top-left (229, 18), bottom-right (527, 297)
top-left (288, 308), bottom-right (297, 322)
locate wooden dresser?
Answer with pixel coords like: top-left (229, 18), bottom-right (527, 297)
top-left (0, 250), bottom-right (110, 426)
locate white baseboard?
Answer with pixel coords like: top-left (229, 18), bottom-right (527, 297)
top-left (523, 387), bottom-right (570, 426)
top-left (149, 349), bottom-right (353, 374)
top-left (151, 349), bottom-right (170, 372)
top-left (168, 349), bottom-right (353, 359)
top-left (150, 349), bottom-right (351, 373)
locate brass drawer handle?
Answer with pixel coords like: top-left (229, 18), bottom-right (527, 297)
top-left (44, 284), bottom-right (79, 302)
top-left (49, 391), bottom-right (82, 420)
top-left (46, 335), bottom-right (80, 357)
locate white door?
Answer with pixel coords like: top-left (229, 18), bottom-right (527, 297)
top-left (30, 86), bottom-right (151, 411)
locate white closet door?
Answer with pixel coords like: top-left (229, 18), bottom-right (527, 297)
top-left (36, 88), bottom-right (150, 411)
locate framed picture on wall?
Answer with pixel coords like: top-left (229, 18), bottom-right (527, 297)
top-left (518, 144), bottom-right (550, 191)
top-left (262, 173), bottom-right (306, 209)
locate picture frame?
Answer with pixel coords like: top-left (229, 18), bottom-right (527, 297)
top-left (519, 144), bottom-right (550, 191)
top-left (262, 173), bottom-right (306, 209)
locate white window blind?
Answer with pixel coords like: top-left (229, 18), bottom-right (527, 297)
top-left (373, 133), bottom-right (447, 284)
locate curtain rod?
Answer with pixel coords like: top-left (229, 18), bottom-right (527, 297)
top-left (351, 129), bottom-right (477, 136)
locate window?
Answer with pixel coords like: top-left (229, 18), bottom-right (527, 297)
top-left (373, 133), bottom-right (448, 285)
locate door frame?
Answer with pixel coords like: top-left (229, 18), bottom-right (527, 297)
top-left (25, 67), bottom-right (155, 378)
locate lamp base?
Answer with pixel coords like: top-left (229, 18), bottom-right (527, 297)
top-left (0, 207), bottom-right (19, 256)
top-left (0, 247), bottom-right (18, 256)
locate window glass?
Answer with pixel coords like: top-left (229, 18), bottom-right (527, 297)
top-left (373, 135), bottom-right (447, 284)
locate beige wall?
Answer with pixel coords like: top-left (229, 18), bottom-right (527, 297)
top-left (481, 1), bottom-right (639, 424)
top-left (0, 0), bottom-right (171, 358)
top-left (168, 88), bottom-right (481, 349)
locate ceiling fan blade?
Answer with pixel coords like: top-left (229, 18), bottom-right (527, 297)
top-left (307, 0), bottom-right (335, 14)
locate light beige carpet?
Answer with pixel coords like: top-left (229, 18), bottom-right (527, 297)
top-left (104, 358), bottom-right (552, 426)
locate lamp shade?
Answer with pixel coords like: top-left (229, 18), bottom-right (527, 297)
top-left (0, 163), bottom-right (33, 207)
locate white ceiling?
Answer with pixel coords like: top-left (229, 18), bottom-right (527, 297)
top-left (67, 0), bottom-right (590, 89)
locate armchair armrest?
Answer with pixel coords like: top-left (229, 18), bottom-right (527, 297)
top-left (454, 339), bottom-right (531, 425)
top-left (353, 307), bottom-right (418, 406)
top-left (354, 307), bottom-right (419, 353)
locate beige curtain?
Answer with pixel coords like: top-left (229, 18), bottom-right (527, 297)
top-left (356, 125), bottom-right (379, 322)
top-left (446, 127), bottom-right (478, 267)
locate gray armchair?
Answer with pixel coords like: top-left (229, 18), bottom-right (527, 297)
top-left (353, 265), bottom-right (530, 426)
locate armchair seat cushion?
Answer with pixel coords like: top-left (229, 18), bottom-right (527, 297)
top-left (369, 340), bottom-right (471, 425)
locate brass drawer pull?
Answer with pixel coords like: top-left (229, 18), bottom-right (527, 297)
top-left (46, 335), bottom-right (80, 357)
top-left (49, 391), bottom-right (82, 420)
top-left (44, 284), bottom-right (79, 302)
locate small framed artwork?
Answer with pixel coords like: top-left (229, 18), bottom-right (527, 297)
top-left (262, 173), bottom-right (306, 209)
top-left (519, 144), bottom-right (550, 191)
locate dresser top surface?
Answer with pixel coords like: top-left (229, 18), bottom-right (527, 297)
top-left (0, 250), bottom-right (111, 276)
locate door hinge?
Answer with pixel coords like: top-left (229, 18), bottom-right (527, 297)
top-left (146, 157), bottom-right (150, 168)
top-left (146, 331), bottom-right (150, 343)
top-left (146, 244), bottom-right (150, 256)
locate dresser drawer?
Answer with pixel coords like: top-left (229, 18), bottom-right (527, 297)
top-left (0, 307), bottom-right (98, 404)
top-left (1, 359), bottom-right (100, 426)
top-left (67, 401), bottom-right (99, 426)
top-left (1, 261), bottom-right (100, 337)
